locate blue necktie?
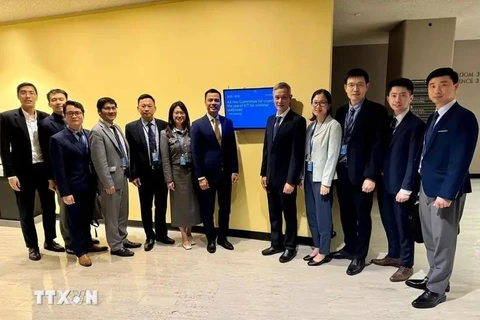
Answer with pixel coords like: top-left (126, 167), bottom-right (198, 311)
top-left (273, 116), bottom-right (281, 140)
top-left (343, 108), bottom-right (356, 144)
top-left (147, 122), bottom-right (157, 163)
top-left (110, 125), bottom-right (126, 159)
top-left (424, 111), bottom-right (440, 151)
top-left (76, 131), bottom-right (88, 151)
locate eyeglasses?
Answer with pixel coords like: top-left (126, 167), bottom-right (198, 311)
top-left (312, 101), bottom-right (329, 107)
top-left (346, 83), bottom-right (366, 89)
top-left (66, 111), bottom-right (83, 117)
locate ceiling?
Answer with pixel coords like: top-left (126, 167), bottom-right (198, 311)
top-left (0, 0), bottom-right (479, 46)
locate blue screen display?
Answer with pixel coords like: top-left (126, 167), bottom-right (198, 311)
top-left (223, 87), bottom-right (276, 129)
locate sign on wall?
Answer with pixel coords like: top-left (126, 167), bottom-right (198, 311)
top-left (410, 79), bottom-right (435, 122)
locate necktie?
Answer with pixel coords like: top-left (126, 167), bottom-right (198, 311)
top-left (110, 125), bottom-right (126, 159)
top-left (423, 111), bottom-right (440, 151)
top-left (76, 131), bottom-right (88, 151)
top-left (147, 122), bottom-right (157, 155)
top-left (273, 116), bottom-right (282, 140)
top-left (213, 118), bottom-right (222, 146)
top-left (390, 117), bottom-right (398, 136)
top-left (343, 108), bottom-right (356, 144)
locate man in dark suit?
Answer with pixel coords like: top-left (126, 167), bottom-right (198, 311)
top-left (50, 100), bottom-right (108, 267)
top-left (125, 94), bottom-right (173, 251)
top-left (191, 88), bottom-right (239, 253)
top-left (372, 78), bottom-right (425, 282)
top-left (332, 68), bottom-right (388, 275)
top-left (0, 82), bottom-right (64, 261)
top-left (260, 82), bottom-right (306, 263)
top-left (407, 68), bottom-right (478, 309)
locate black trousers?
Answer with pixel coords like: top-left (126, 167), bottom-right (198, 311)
top-left (66, 191), bottom-right (94, 257)
top-left (266, 185), bottom-right (298, 251)
top-left (138, 169), bottom-right (168, 240)
top-left (14, 163), bottom-right (57, 249)
top-left (199, 173), bottom-right (232, 242)
top-left (336, 164), bottom-right (373, 260)
top-left (377, 186), bottom-right (415, 268)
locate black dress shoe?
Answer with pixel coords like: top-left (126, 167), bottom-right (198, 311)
top-left (207, 241), bottom-right (216, 254)
top-left (88, 245), bottom-right (109, 252)
top-left (330, 248), bottom-right (352, 260)
top-left (44, 241), bottom-right (65, 252)
top-left (412, 290), bottom-right (446, 308)
top-left (261, 246), bottom-right (284, 256)
top-left (92, 239), bottom-right (100, 245)
top-left (346, 259), bottom-right (365, 276)
top-left (217, 239), bottom-right (234, 250)
top-left (28, 248), bottom-right (41, 261)
top-left (308, 255), bottom-right (332, 266)
top-left (65, 246), bottom-right (75, 255)
top-left (144, 239), bottom-right (155, 252)
top-left (111, 247), bottom-right (134, 257)
top-left (156, 236), bottom-right (175, 245)
top-left (123, 239), bottom-right (142, 249)
top-left (303, 254), bottom-right (315, 261)
top-left (279, 249), bottom-right (297, 263)
top-left (406, 277), bottom-right (450, 292)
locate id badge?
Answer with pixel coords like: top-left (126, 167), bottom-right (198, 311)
top-left (152, 152), bottom-right (159, 163)
top-left (122, 157), bottom-right (128, 168)
top-left (307, 161), bottom-right (313, 172)
top-left (340, 145), bottom-right (347, 155)
top-left (180, 155), bottom-right (186, 166)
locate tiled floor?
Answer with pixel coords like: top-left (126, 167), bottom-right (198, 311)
top-left (1, 182), bottom-right (480, 320)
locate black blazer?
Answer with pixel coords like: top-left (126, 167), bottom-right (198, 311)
top-left (50, 128), bottom-right (96, 197)
top-left (191, 114), bottom-right (239, 182)
top-left (335, 99), bottom-right (388, 186)
top-left (421, 102), bottom-right (478, 199)
top-left (125, 118), bottom-right (168, 181)
top-left (38, 113), bottom-right (66, 180)
top-left (260, 110), bottom-right (306, 188)
top-left (383, 111), bottom-right (425, 195)
top-left (0, 107), bottom-right (49, 178)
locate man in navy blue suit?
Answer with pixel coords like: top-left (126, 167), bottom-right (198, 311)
top-left (191, 88), bottom-right (239, 253)
top-left (50, 101), bottom-right (108, 267)
top-left (407, 68), bottom-right (478, 309)
top-left (372, 78), bottom-right (425, 282)
top-left (332, 68), bottom-right (389, 275)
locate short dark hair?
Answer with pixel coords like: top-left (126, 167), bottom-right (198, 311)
top-left (137, 94), bottom-right (155, 104)
top-left (17, 82), bottom-right (38, 95)
top-left (310, 89), bottom-right (332, 121)
top-left (344, 68), bottom-right (370, 84)
top-left (47, 89), bottom-right (68, 101)
top-left (96, 97), bottom-right (117, 112)
top-left (204, 88), bottom-right (222, 100)
top-left (387, 78), bottom-right (414, 95)
top-left (426, 67), bottom-right (459, 85)
top-left (63, 100), bottom-right (85, 115)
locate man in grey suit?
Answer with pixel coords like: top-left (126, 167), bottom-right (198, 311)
top-left (89, 97), bottom-right (141, 257)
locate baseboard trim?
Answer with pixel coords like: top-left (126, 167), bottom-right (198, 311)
top-left (470, 174), bottom-right (480, 178)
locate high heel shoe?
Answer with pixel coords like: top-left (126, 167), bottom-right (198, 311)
top-left (182, 242), bottom-right (192, 250)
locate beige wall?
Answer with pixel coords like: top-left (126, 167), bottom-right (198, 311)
top-left (331, 39), bottom-right (480, 173)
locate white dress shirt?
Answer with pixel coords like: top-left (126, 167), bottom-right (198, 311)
top-left (22, 109), bottom-right (43, 164)
top-left (275, 107), bottom-right (291, 126)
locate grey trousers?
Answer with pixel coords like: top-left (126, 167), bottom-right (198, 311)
top-left (101, 180), bottom-right (129, 252)
top-left (419, 185), bottom-right (466, 294)
top-left (56, 191), bottom-right (70, 247)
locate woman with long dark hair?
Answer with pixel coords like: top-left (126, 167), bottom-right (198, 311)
top-left (160, 101), bottom-right (201, 250)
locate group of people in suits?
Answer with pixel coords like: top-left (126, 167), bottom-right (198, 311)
top-left (258, 67), bottom-right (478, 309)
top-left (0, 66), bottom-right (476, 308)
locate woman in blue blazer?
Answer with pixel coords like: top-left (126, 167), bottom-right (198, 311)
top-left (301, 89), bottom-right (342, 266)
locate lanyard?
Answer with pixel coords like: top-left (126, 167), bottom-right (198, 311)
top-left (308, 121), bottom-right (323, 157)
top-left (174, 131), bottom-right (188, 155)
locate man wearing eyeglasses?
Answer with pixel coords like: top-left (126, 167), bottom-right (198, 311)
top-left (90, 97), bottom-right (141, 257)
top-left (50, 101), bottom-right (108, 267)
top-left (332, 68), bottom-right (389, 276)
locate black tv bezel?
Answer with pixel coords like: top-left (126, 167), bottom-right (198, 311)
top-left (223, 86), bottom-right (275, 130)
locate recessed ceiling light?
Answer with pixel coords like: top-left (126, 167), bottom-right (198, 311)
top-left (354, 13), bottom-right (362, 17)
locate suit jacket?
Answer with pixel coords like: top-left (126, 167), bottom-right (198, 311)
top-left (50, 128), bottom-right (96, 197)
top-left (89, 120), bottom-right (130, 190)
top-left (420, 102), bottom-right (479, 200)
top-left (0, 107), bottom-right (49, 179)
top-left (305, 115), bottom-right (342, 187)
top-left (335, 99), bottom-right (388, 186)
top-left (383, 111), bottom-right (425, 195)
top-left (260, 109), bottom-right (307, 188)
top-left (38, 113), bottom-right (66, 180)
top-left (125, 118), bottom-right (168, 181)
top-left (191, 114), bottom-right (239, 182)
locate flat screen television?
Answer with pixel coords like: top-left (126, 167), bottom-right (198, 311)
top-left (223, 87), bottom-right (276, 129)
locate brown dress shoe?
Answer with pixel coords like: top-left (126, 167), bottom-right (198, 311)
top-left (371, 255), bottom-right (401, 267)
top-left (78, 254), bottom-right (92, 267)
top-left (390, 266), bottom-right (413, 282)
